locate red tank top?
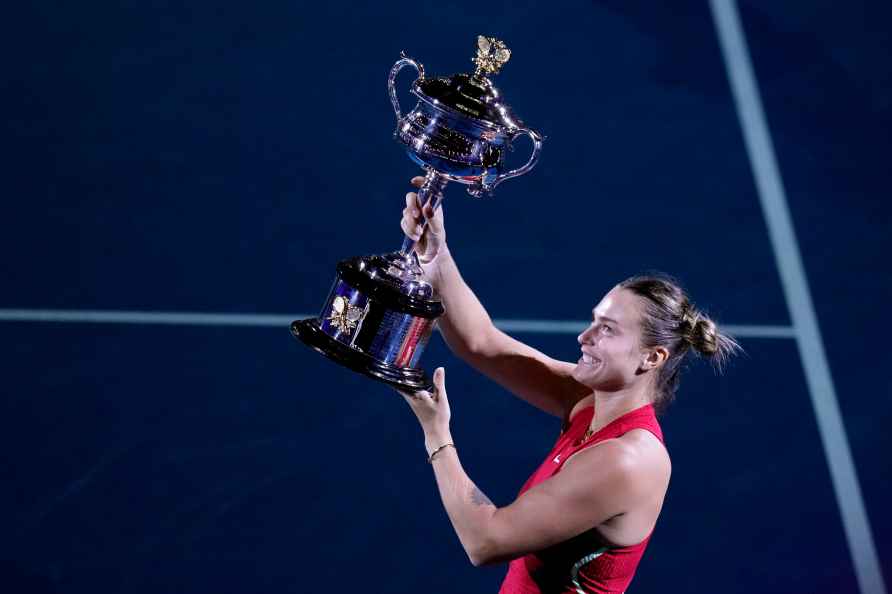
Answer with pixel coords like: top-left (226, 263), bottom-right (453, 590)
top-left (498, 402), bottom-right (665, 594)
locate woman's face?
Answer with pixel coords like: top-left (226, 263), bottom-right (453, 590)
top-left (571, 287), bottom-right (649, 392)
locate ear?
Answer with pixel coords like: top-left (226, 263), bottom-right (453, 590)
top-left (641, 346), bottom-right (669, 371)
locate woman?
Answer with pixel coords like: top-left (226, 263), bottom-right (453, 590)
top-left (398, 176), bottom-right (740, 593)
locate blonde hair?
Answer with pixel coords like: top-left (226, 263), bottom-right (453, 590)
top-left (618, 273), bottom-right (742, 413)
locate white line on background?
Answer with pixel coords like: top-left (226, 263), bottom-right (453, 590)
top-left (710, 2), bottom-right (885, 593)
top-left (0, 308), bottom-right (793, 339)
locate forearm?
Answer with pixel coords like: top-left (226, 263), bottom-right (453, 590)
top-left (424, 430), bottom-right (497, 566)
top-left (426, 245), bottom-right (497, 357)
top-left (425, 246), bottom-right (579, 418)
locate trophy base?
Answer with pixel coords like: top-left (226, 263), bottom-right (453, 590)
top-left (291, 318), bottom-right (435, 392)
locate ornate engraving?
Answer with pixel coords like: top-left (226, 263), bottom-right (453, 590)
top-left (399, 111), bottom-right (479, 163)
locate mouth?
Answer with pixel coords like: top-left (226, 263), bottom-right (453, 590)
top-left (578, 352), bottom-right (601, 367)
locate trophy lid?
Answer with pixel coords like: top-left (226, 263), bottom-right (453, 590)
top-left (413, 36), bottom-right (524, 130)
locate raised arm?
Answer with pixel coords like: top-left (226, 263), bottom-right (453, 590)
top-left (432, 246), bottom-right (587, 417)
top-left (402, 177), bottom-right (588, 418)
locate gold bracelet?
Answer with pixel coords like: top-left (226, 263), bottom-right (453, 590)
top-left (427, 442), bottom-right (456, 464)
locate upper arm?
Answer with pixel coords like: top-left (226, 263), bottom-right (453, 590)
top-left (464, 326), bottom-right (590, 418)
top-left (476, 441), bottom-right (652, 564)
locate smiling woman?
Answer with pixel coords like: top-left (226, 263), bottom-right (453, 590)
top-left (615, 275), bottom-right (742, 413)
top-left (572, 275), bottom-right (742, 414)
top-left (398, 177), bottom-right (742, 593)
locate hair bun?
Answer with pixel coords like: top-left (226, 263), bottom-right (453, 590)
top-left (688, 315), bottom-right (718, 356)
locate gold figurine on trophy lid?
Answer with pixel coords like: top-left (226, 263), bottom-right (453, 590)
top-left (472, 35), bottom-right (511, 78)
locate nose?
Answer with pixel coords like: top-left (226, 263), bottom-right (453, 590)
top-left (578, 323), bottom-right (595, 345)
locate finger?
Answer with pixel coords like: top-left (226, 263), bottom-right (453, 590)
top-left (406, 192), bottom-right (420, 217)
top-left (422, 203), bottom-right (437, 223)
top-left (425, 204), bottom-right (444, 235)
top-left (401, 216), bottom-right (418, 239)
top-left (413, 389), bottom-right (433, 400)
top-left (402, 215), bottom-right (422, 237)
top-left (433, 367), bottom-right (446, 391)
top-left (402, 209), bottom-right (421, 229)
top-left (401, 211), bottom-right (418, 228)
top-left (428, 367), bottom-right (446, 402)
top-left (411, 176), bottom-right (425, 188)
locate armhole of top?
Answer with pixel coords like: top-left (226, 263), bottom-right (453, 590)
top-left (565, 396), bottom-right (594, 426)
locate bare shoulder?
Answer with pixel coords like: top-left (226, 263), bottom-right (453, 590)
top-left (555, 429), bottom-right (670, 547)
top-left (565, 429), bottom-right (670, 489)
top-left (620, 429), bottom-right (671, 477)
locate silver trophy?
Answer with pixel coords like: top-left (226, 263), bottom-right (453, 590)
top-left (291, 36), bottom-right (544, 391)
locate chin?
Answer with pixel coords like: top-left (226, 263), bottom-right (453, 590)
top-left (572, 365), bottom-right (600, 388)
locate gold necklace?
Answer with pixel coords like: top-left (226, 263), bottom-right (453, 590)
top-left (580, 426), bottom-right (595, 444)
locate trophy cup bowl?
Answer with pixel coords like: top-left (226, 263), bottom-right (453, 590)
top-left (291, 36), bottom-right (543, 392)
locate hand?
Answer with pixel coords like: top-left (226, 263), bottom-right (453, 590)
top-left (397, 367), bottom-right (451, 441)
top-left (401, 176), bottom-right (447, 265)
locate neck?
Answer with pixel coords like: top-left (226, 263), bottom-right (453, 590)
top-left (588, 386), bottom-right (653, 435)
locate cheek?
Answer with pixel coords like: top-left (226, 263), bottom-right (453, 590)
top-left (608, 341), bottom-right (640, 369)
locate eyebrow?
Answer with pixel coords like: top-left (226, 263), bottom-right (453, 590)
top-left (591, 311), bottom-right (620, 326)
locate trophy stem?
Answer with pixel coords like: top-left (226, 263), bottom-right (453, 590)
top-left (399, 169), bottom-right (449, 258)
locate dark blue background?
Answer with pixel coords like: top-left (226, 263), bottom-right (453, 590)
top-left (2, 1), bottom-right (889, 592)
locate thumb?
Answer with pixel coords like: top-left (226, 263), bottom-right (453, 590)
top-left (433, 367), bottom-right (446, 393)
top-left (424, 203), bottom-right (444, 235)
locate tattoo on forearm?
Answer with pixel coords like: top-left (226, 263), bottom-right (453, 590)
top-left (469, 484), bottom-right (493, 507)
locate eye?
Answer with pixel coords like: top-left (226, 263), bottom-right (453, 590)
top-left (601, 324), bottom-right (612, 334)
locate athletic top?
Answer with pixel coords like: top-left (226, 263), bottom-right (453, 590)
top-left (497, 402), bottom-right (665, 594)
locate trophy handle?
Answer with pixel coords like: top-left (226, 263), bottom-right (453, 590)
top-left (389, 52), bottom-right (425, 122)
top-left (488, 127), bottom-right (544, 191)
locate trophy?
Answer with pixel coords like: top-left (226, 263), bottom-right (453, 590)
top-left (291, 36), bottom-right (543, 391)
